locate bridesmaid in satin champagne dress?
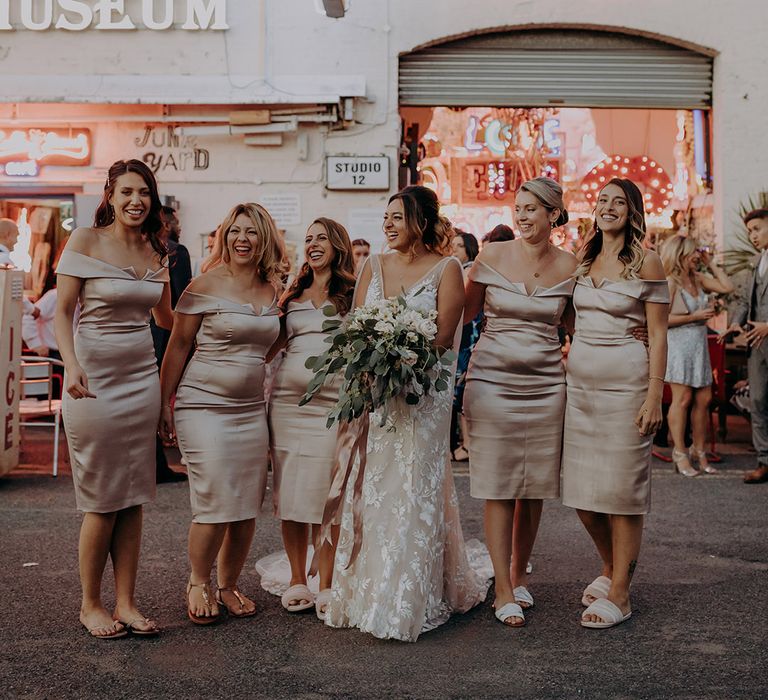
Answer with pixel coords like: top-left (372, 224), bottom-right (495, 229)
top-left (160, 203), bottom-right (283, 625)
top-left (55, 160), bottom-right (172, 639)
top-left (262, 218), bottom-right (355, 618)
top-left (463, 178), bottom-right (577, 627)
top-left (561, 179), bottom-right (669, 629)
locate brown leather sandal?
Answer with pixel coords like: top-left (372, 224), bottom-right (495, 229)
top-left (215, 586), bottom-right (257, 618)
top-left (186, 579), bottom-right (221, 625)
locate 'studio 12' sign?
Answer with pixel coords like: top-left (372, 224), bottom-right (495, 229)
top-left (0, 1), bottom-right (228, 31)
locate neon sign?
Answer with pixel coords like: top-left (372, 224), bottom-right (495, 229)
top-left (0, 129), bottom-right (91, 175)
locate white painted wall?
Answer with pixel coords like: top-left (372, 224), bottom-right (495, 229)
top-left (0, 0), bottom-right (765, 255)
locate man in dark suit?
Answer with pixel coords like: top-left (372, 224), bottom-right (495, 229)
top-left (727, 208), bottom-right (768, 483)
top-left (154, 207), bottom-right (192, 483)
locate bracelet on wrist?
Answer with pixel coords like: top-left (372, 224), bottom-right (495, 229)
top-left (649, 376), bottom-right (665, 383)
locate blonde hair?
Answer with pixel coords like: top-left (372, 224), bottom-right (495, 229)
top-left (574, 178), bottom-right (647, 280)
top-left (519, 177), bottom-right (569, 227)
top-left (660, 234), bottom-right (698, 283)
top-left (201, 203), bottom-right (283, 282)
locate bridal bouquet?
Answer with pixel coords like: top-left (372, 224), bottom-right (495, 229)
top-left (300, 294), bottom-right (455, 428)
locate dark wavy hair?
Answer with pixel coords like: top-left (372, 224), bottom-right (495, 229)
top-left (453, 230), bottom-right (479, 262)
top-left (94, 159), bottom-right (167, 259)
top-left (280, 218), bottom-right (356, 316)
top-left (483, 224), bottom-right (516, 243)
top-left (388, 185), bottom-right (452, 256)
top-left (575, 178), bottom-right (647, 280)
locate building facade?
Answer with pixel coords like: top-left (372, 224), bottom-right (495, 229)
top-left (0, 0), bottom-right (765, 272)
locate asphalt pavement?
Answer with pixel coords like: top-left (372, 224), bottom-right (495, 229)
top-left (1, 430), bottom-right (766, 700)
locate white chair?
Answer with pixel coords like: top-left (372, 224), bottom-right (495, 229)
top-left (19, 355), bottom-right (65, 477)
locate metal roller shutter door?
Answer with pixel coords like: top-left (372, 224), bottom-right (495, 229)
top-left (399, 47), bottom-right (713, 109)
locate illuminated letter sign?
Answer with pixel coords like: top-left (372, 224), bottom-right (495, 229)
top-left (0, 128), bottom-right (91, 166)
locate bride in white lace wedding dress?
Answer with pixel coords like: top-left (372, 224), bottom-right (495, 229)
top-left (325, 187), bottom-right (490, 642)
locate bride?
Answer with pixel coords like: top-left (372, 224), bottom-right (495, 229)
top-left (324, 185), bottom-right (489, 642)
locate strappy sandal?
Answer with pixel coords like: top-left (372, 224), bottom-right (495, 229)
top-left (81, 620), bottom-right (128, 640)
top-left (216, 586), bottom-right (257, 618)
top-left (186, 579), bottom-right (221, 625)
top-left (114, 616), bottom-right (160, 637)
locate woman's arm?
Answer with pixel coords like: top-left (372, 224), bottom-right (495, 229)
top-left (697, 253), bottom-right (735, 295)
top-left (151, 282), bottom-right (174, 330)
top-left (636, 253), bottom-right (669, 436)
top-left (158, 311), bottom-right (202, 442)
top-left (352, 257), bottom-right (372, 310)
top-left (435, 260), bottom-right (465, 351)
top-left (463, 278), bottom-right (486, 324)
top-left (266, 315), bottom-right (288, 363)
top-left (54, 273), bottom-right (94, 399)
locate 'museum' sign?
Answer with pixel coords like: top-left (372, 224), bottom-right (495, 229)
top-left (0, 1), bottom-right (228, 31)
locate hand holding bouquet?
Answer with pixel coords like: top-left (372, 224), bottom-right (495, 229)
top-left (300, 293), bottom-right (455, 428)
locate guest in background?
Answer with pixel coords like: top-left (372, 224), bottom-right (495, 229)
top-left (153, 206), bottom-right (193, 484)
top-left (561, 178), bottom-right (668, 629)
top-left (450, 229), bottom-right (480, 461)
top-left (193, 230), bottom-right (217, 277)
top-left (725, 208), bottom-right (768, 484)
top-left (159, 203), bottom-right (282, 625)
top-left (0, 218), bottom-right (19, 265)
top-left (661, 235), bottom-right (733, 476)
top-left (262, 218), bottom-right (355, 619)
top-left (463, 178), bottom-right (576, 627)
top-left (55, 159), bottom-right (172, 639)
top-left (351, 238), bottom-right (371, 275)
top-left (481, 224), bottom-right (516, 247)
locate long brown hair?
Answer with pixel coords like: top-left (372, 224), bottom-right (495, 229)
top-left (388, 185), bottom-right (453, 256)
top-left (280, 218), bottom-right (356, 315)
top-left (202, 203), bottom-right (283, 283)
top-left (94, 159), bottom-right (167, 259)
top-left (575, 178), bottom-right (647, 280)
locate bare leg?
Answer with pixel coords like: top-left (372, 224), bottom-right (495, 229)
top-left (583, 514), bottom-right (643, 623)
top-left (510, 499), bottom-right (543, 592)
top-left (690, 386), bottom-right (712, 453)
top-left (281, 520), bottom-right (311, 607)
top-left (576, 508), bottom-right (614, 578)
top-left (312, 524), bottom-right (337, 592)
top-left (79, 511), bottom-right (120, 637)
top-left (217, 518), bottom-right (257, 615)
top-left (112, 505), bottom-right (156, 631)
top-left (188, 521), bottom-right (227, 618)
top-left (668, 384), bottom-right (694, 468)
top-left (484, 499), bottom-right (521, 624)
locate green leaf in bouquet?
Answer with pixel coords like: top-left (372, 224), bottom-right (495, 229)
top-left (304, 355), bottom-right (319, 369)
top-left (434, 378), bottom-right (448, 392)
top-left (440, 350), bottom-right (457, 365)
top-left (424, 354), bottom-right (438, 370)
top-left (299, 393), bottom-right (312, 406)
top-left (322, 304), bottom-right (339, 317)
top-left (322, 319), bottom-right (343, 331)
top-left (306, 373), bottom-right (327, 395)
top-left (345, 363), bottom-right (358, 380)
top-left (328, 356), bottom-right (346, 374)
top-left (405, 393), bottom-right (419, 405)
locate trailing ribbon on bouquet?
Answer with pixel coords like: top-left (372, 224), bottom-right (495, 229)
top-left (308, 414), bottom-right (370, 576)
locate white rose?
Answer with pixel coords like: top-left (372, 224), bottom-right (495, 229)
top-left (417, 318), bottom-right (438, 339)
top-left (374, 320), bottom-right (395, 334)
top-left (401, 349), bottom-right (418, 365)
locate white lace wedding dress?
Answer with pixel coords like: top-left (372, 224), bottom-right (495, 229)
top-left (325, 254), bottom-right (491, 642)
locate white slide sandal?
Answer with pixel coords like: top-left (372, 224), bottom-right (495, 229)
top-left (581, 575), bottom-right (611, 607)
top-left (580, 598), bottom-right (632, 629)
top-left (494, 602), bottom-right (525, 627)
